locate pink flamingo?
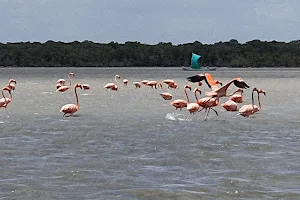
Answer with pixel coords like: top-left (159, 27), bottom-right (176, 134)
top-left (6, 79), bottom-right (17, 90)
top-left (82, 84), bottom-right (90, 90)
top-left (221, 100), bottom-right (238, 111)
top-left (0, 87), bottom-right (12, 108)
top-left (229, 89), bottom-right (244, 103)
top-left (222, 89), bottom-right (244, 111)
top-left (103, 75), bottom-right (120, 91)
top-left (186, 88), bottom-right (201, 114)
top-left (146, 80), bottom-right (162, 89)
top-left (170, 85), bottom-right (190, 110)
top-left (133, 82), bottom-right (141, 88)
top-left (160, 92), bottom-right (173, 100)
top-left (141, 80), bottom-right (149, 85)
top-left (123, 79), bottom-right (128, 86)
top-left (187, 73), bottom-right (222, 89)
top-left (205, 77), bottom-right (249, 98)
top-left (56, 79), bottom-right (66, 89)
top-left (60, 83), bottom-right (82, 117)
top-left (162, 79), bottom-right (178, 89)
top-left (56, 73), bottom-right (75, 92)
top-left (239, 88), bottom-right (266, 117)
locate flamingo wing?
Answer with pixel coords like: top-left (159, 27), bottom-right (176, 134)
top-left (186, 74), bottom-right (206, 83)
top-left (233, 79), bottom-right (250, 89)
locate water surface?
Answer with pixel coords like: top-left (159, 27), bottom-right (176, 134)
top-left (0, 67), bottom-right (300, 199)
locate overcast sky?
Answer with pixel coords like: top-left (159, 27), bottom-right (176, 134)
top-left (0, 0), bottom-right (299, 44)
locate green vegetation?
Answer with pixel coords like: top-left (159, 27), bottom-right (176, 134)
top-left (0, 39), bottom-right (300, 67)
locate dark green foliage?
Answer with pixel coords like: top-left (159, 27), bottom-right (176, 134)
top-left (0, 39), bottom-right (299, 67)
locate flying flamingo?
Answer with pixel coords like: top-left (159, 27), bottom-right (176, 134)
top-left (103, 74), bottom-right (120, 91)
top-left (160, 92), bottom-right (173, 100)
top-left (60, 83), bottom-right (83, 117)
top-left (187, 73), bottom-right (222, 89)
top-left (205, 77), bottom-right (249, 98)
top-left (6, 79), bottom-right (17, 90)
top-left (170, 85), bottom-right (191, 110)
top-left (133, 82), bottom-right (141, 88)
top-left (239, 88), bottom-right (266, 117)
top-left (0, 87), bottom-right (12, 108)
top-left (186, 88), bottom-right (201, 114)
top-left (56, 73), bottom-right (75, 92)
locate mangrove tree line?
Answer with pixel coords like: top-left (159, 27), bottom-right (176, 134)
top-left (0, 39), bottom-right (300, 67)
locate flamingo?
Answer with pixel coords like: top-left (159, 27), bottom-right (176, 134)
top-left (56, 73), bottom-right (75, 92)
top-left (187, 73), bottom-right (222, 89)
top-left (221, 100), bottom-right (238, 111)
top-left (170, 85), bottom-right (190, 110)
top-left (103, 83), bottom-right (118, 91)
top-left (162, 79), bottom-right (177, 89)
top-left (160, 92), bottom-right (173, 100)
top-left (6, 79), bottom-right (17, 90)
top-left (205, 77), bottom-right (249, 98)
top-left (104, 75), bottom-right (120, 91)
top-left (169, 82), bottom-right (178, 89)
top-left (195, 92), bottom-right (219, 120)
top-left (146, 81), bottom-right (162, 89)
top-left (0, 87), bottom-right (12, 108)
top-left (56, 79), bottom-right (66, 89)
top-left (141, 80), bottom-right (149, 85)
top-left (221, 89), bottom-right (244, 111)
top-left (133, 82), bottom-right (141, 88)
top-left (239, 88), bottom-right (266, 117)
top-left (60, 83), bottom-right (82, 117)
top-left (186, 88), bottom-right (201, 114)
top-left (123, 79), bottom-right (128, 86)
top-left (229, 89), bottom-right (244, 103)
top-left (82, 84), bottom-right (90, 90)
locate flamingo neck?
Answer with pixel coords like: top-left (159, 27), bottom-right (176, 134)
top-left (251, 90), bottom-right (256, 109)
top-left (75, 87), bottom-right (79, 108)
top-left (194, 90), bottom-right (200, 102)
top-left (184, 88), bottom-right (190, 103)
top-left (228, 89), bottom-right (241, 96)
top-left (257, 92), bottom-right (262, 109)
top-left (68, 75), bottom-right (72, 87)
top-left (2, 89), bottom-right (6, 103)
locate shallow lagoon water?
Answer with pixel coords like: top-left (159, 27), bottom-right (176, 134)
top-left (0, 67), bottom-right (300, 199)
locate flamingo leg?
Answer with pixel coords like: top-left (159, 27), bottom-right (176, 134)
top-left (211, 108), bottom-right (219, 116)
top-left (198, 107), bottom-right (205, 112)
top-left (204, 108), bottom-right (211, 121)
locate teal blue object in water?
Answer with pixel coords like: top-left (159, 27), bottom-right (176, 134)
top-left (191, 53), bottom-right (201, 69)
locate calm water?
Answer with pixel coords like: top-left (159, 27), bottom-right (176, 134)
top-left (0, 67), bottom-right (300, 199)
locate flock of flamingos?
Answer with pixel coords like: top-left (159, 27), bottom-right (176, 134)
top-left (0, 72), bottom-right (266, 120)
